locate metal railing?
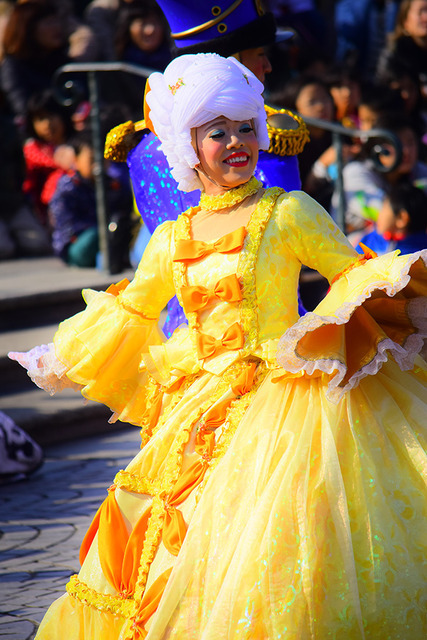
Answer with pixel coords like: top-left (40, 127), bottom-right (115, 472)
top-left (52, 62), bottom-right (402, 272)
top-left (53, 62), bottom-right (155, 274)
top-left (295, 114), bottom-right (402, 231)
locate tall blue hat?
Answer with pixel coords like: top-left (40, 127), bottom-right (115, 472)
top-left (155, 0), bottom-right (293, 57)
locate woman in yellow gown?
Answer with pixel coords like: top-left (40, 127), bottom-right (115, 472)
top-left (11, 53), bottom-right (427, 639)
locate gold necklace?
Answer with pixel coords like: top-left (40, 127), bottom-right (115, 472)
top-left (199, 176), bottom-right (262, 212)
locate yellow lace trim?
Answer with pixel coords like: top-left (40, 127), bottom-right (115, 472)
top-left (116, 373), bottom-right (201, 495)
top-left (172, 207), bottom-right (200, 335)
top-left (265, 105), bottom-right (310, 156)
top-left (131, 495), bottom-right (166, 612)
top-left (115, 471), bottom-right (162, 496)
top-left (66, 574), bottom-right (134, 617)
top-left (200, 177), bottom-right (262, 211)
top-left (123, 362), bottom-right (254, 639)
top-left (239, 187), bottom-right (284, 356)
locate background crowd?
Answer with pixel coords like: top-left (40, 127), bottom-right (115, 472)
top-left (0, 0), bottom-right (427, 270)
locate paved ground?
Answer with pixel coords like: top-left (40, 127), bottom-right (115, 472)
top-left (0, 425), bottom-right (141, 640)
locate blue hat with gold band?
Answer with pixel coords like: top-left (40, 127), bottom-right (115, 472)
top-left (155, 0), bottom-right (294, 57)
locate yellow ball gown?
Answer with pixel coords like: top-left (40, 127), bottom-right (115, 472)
top-left (28, 187), bottom-right (426, 639)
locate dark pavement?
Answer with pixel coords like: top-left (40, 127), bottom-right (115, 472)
top-left (0, 425), bottom-right (141, 640)
top-left (0, 255), bottom-right (140, 639)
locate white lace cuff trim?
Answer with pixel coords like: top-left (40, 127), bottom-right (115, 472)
top-left (277, 252), bottom-right (427, 403)
top-left (8, 343), bottom-right (81, 395)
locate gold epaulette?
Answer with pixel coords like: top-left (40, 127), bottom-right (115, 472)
top-left (104, 119), bottom-right (148, 161)
top-left (265, 105), bottom-right (310, 157)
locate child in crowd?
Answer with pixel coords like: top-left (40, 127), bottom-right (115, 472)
top-left (23, 90), bottom-right (75, 227)
top-left (324, 62), bottom-right (361, 128)
top-left (357, 82), bottom-right (404, 132)
top-left (358, 181), bottom-right (427, 255)
top-left (0, 88), bottom-right (51, 259)
top-left (333, 113), bottom-right (427, 245)
top-left (96, 2), bottom-right (172, 121)
top-left (49, 130), bottom-right (133, 272)
top-left (271, 75), bottom-right (336, 209)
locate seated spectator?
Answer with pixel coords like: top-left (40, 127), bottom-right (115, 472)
top-left (332, 113), bottom-right (427, 245)
top-left (271, 74), bottom-right (346, 210)
top-left (375, 62), bottom-right (427, 156)
top-left (49, 130), bottom-right (133, 272)
top-left (103, 2), bottom-right (171, 120)
top-left (357, 81), bottom-right (404, 132)
top-left (323, 62), bottom-right (361, 129)
top-left (0, 1), bottom-right (70, 123)
top-left (48, 0), bottom-right (98, 61)
top-left (84, 0), bottom-right (141, 62)
top-left (0, 88), bottom-right (51, 259)
top-left (334, 0), bottom-right (400, 77)
top-left (358, 181), bottom-right (427, 255)
top-left (23, 90), bottom-right (75, 227)
top-left (376, 0), bottom-right (427, 110)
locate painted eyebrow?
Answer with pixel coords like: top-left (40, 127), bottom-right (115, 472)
top-left (202, 119), bottom-right (227, 132)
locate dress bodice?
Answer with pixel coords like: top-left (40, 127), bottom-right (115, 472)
top-left (117, 187), bottom-right (358, 382)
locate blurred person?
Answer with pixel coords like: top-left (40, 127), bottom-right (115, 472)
top-left (357, 81), bottom-right (405, 132)
top-left (323, 62), bottom-right (361, 128)
top-left (376, 61), bottom-right (427, 156)
top-left (109, 2), bottom-right (172, 119)
top-left (358, 181), bottom-right (427, 255)
top-left (332, 113), bottom-right (427, 245)
top-left (0, 88), bottom-right (51, 259)
top-left (23, 89), bottom-right (75, 227)
top-left (268, 0), bottom-right (333, 70)
top-left (334, 0), bottom-right (400, 77)
top-left (114, 1), bottom-right (170, 68)
top-left (49, 130), bottom-right (133, 272)
top-left (0, 1), bottom-right (71, 122)
top-left (377, 0), bottom-right (427, 108)
top-left (0, 0), bottom-right (13, 60)
top-left (271, 74), bottom-right (343, 210)
top-left (84, 0), bottom-right (146, 61)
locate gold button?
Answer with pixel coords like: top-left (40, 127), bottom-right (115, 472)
top-left (217, 22), bottom-right (227, 33)
top-left (211, 6), bottom-right (221, 16)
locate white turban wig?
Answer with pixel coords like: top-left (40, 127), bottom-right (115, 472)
top-left (145, 53), bottom-right (270, 192)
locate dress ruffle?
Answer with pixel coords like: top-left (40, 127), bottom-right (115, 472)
top-left (277, 250), bottom-right (427, 401)
top-left (53, 288), bottom-right (165, 425)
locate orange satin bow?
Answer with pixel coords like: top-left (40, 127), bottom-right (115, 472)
top-left (181, 273), bottom-right (242, 313)
top-left (173, 227), bottom-right (247, 263)
top-left (196, 322), bottom-right (244, 359)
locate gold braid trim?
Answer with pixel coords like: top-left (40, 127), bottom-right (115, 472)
top-left (66, 574), bottom-right (134, 617)
top-left (265, 105), bottom-right (310, 157)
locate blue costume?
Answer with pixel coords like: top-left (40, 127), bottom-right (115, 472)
top-left (358, 229), bottom-right (427, 256)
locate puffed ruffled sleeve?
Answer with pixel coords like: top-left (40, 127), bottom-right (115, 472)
top-left (275, 190), bottom-right (358, 281)
top-left (52, 220), bottom-right (176, 423)
top-left (275, 193), bottom-right (427, 400)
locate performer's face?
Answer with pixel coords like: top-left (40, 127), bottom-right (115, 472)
top-left (193, 117), bottom-right (259, 195)
top-left (238, 47), bottom-right (272, 83)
